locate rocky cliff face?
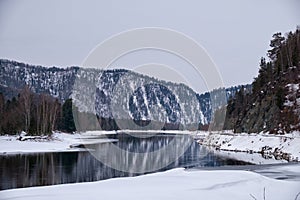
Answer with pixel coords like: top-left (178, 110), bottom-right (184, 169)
top-left (72, 67), bottom-right (204, 127)
top-left (0, 59), bottom-right (242, 129)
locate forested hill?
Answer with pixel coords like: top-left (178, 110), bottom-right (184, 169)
top-left (0, 58), bottom-right (246, 134)
top-left (224, 28), bottom-right (300, 134)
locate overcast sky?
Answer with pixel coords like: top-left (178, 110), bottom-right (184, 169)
top-left (0, 0), bottom-right (299, 93)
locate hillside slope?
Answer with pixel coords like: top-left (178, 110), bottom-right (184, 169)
top-left (224, 28), bottom-right (300, 133)
top-left (0, 59), bottom-right (246, 131)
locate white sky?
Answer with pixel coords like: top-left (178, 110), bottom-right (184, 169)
top-left (0, 0), bottom-right (299, 93)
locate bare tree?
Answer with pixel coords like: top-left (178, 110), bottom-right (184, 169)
top-left (36, 98), bottom-right (41, 135)
top-left (41, 94), bottom-right (49, 134)
top-left (49, 99), bottom-right (60, 132)
top-left (19, 85), bottom-right (32, 133)
top-left (35, 94), bottom-right (60, 135)
top-left (0, 93), bottom-right (4, 133)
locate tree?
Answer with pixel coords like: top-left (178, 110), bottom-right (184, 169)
top-left (0, 93), bottom-right (4, 133)
top-left (49, 99), bottom-right (61, 131)
top-left (225, 27), bottom-right (300, 134)
top-left (275, 87), bottom-right (285, 110)
top-left (0, 88), bottom-right (63, 136)
top-left (268, 32), bottom-right (285, 75)
top-left (267, 32), bottom-right (285, 61)
top-left (2, 97), bottom-right (22, 134)
top-left (61, 99), bottom-right (76, 133)
top-left (18, 85), bottom-right (33, 133)
top-left (32, 93), bottom-right (61, 135)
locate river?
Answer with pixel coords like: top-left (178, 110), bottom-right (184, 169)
top-left (0, 133), bottom-right (254, 190)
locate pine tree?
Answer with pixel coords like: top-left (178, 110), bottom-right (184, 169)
top-left (61, 99), bottom-right (76, 133)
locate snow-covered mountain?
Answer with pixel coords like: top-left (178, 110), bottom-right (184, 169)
top-left (0, 59), bottom-right (244, 128)
top-left (0, 59), bottom-right (78, 101)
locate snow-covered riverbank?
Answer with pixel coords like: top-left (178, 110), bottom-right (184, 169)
top-left (1, 166), bottom-right (299, 200)
top-left (201, 131), bottom-right (300, 162)
top-left (0, 132), bottom-right (119, 154)
top-left (0, 132), bottom-right (84, 154)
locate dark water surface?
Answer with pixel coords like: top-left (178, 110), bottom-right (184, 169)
top-left (0, 133), bottom-right (251, 190)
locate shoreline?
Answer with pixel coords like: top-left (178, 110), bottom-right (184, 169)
top-left (1, 130), bottom-right (300, 164)
top-left (188, 162), bottom-right (300, 181)
top-left (0, 132), bottom-right (114, 155)
top-left (199, 131), bottom-right (300, 162)
top-left (0, 130), bottom-right (199, 155)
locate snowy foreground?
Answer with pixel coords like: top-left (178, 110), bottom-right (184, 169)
top-left (1, 167), bottom-right (300, 200)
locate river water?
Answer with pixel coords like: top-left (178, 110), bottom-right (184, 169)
top-left (0, 133), bottom-right (252, 190)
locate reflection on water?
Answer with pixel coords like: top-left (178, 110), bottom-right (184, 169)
top-left (0, 134), bottom-right (250, 190)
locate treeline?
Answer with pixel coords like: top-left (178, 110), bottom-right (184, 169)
top-left (0, 86), bottom-right (76, 135)
top-left (224, 27), bottom-right (300, 134)
top-left (0, 86), bottom-right (190, 135)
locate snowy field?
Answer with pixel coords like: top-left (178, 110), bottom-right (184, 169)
top-left (0, 167), bottom-right (299, 200)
